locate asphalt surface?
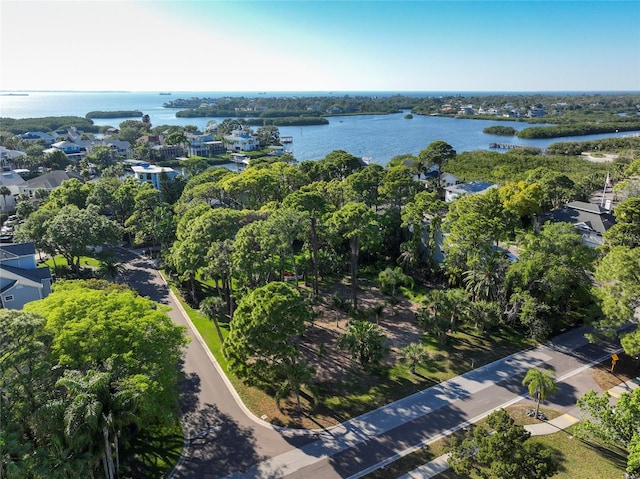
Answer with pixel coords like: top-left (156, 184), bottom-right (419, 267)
top-left (118, 249), bottom-right (312, 478)
top-left (118, 248), bottom-right (628, 479)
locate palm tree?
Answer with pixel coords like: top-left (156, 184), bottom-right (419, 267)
top-left (400, 342), bottom-right (431, 374)
top-left (337, 320), bottom-right (387, 370)
top-left (97, 256), bottom-right (126, 283)
top-left (330, 292), bottom-right (350, 328)
top-left (417, 289), bottom-right (453, 344)
top-left (0, 186), bottom-right (11, 213)
top-left (199, 296), bottom-right (226, 344)
top-left (276, 360), bottom-right (315, 411)
top-left (378, 266), bottom-right (414, 298)
top-left (55, 370), bottom-right (116, 479)
top-left (522, 368), bottom-right (559, 419)
top-left (462, 254), bottom-right (508, 302)
top-left (368, 302), bottom-right (385, 325)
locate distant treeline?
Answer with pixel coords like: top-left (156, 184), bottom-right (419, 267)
top-left (546, 136), bottom-right (640, 156)
top-left (410, 92), bottom-right (639, 116)
top-left (0, 116), bottom-right (100, 134)
top-left (85, 110), bottom-right (143, 119)
top-left (445, 148), bottom-right (610, 186)
top-left (516, 122), bottom-right (640, 139)
top-left (245, 117), bottom-right (329, 126)
top-left (166, 94), bottom-right (410, 117)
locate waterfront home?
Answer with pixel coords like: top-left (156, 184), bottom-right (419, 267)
top-left (43, 140), bottom-right (86, 163)
top-left (444, 181), bottom-right (497, 203)
top-left (224, 130), bottom-right (259, 152)
top-left (440, 172), bottom-right (462, 188)
top-left (185, 132), bottom-right (225, 156)
top-left (0, 146), bottom-right (27, 170)
top-left (84, 139), bottom-right (131, 159)
top-left (528, 105), bottom-right (547, 118)
top-left (536, 201), bottom-right (616, 247)
top-left (151, 144), bottom-right (184, 162)
top-left (132, 163), bottom-right (180, 190)
top-left (19, 131), bottom-right (55, 145)
top-left (0, 242), bottom-right (53, 310)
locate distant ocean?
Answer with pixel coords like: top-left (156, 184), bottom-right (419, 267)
top-left (1, 91), bottom-right (638, 163)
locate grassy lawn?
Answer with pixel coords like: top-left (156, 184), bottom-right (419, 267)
top-left (43, 254), bottom-right (101, 269)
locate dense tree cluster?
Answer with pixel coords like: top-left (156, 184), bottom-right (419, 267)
top-left (448, 409), bottom-right (559, 478)
top-left (0, 281), bottom-right (187, 478)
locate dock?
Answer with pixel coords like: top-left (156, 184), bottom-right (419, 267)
top-left (489, 143), bottom-right (546, 154)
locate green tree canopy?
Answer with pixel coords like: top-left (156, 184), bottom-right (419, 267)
top-left (224, 282), bottom-right (310, 388)
top-left (24, 280), bottom-right (188, 424)
top-left (328, 202), bottom-right (378, 310)
top-left (47, 204), bottom-right (124, 272)
top-left (448, 409), bottom-right (558, 479)
top-left (418, 140), bottom-right (456, 170)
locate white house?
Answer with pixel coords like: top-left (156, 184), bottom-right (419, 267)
top-left (224, 130), bottom-right (259, 152)
top-left (0, 243), bottom-right (53, 310)
top-left (83, 139), bottom-right (131, 159)
top-left (444, 181), bottom-right (497, 203)
top-left (19, 131), bottom-right (56, 145)
top-left (440, 172), bottom-right (462, 188)
top-left (0, 146), bottom-right (27, 170)
top-left (132, 164), bottom-right (180, 190)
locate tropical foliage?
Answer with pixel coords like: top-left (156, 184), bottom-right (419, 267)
top-left (0, 281), bottom-right (187, 478)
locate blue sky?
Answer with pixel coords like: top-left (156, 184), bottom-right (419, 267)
top-left (1, 0), bottom-right (639, 92)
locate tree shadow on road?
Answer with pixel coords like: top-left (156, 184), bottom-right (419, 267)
top-left (174, 403), bottom-right (275, 479)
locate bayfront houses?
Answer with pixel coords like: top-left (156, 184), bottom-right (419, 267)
top-left (224, 129), bottom-right (260, 152)
top-left (0, 243), bottom-right (53, 310)
top-left (536, 201), bottom-right (616, 247)
top-left (444, 181), bottom-right (497, 203)
top-left (132, 163), bottom-right (181, 190)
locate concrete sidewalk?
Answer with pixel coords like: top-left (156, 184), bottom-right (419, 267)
top-left (398, 377), bottom-right (640, 479)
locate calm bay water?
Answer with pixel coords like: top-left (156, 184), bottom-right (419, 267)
top-left (2, 91), bottom-right (638, 164)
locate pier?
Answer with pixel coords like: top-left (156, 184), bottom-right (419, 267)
top-left (489, 143), bottom-right (546, 154)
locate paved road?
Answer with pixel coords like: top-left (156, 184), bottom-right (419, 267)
top-left (118, 249), bottom-right (315, 478)
top-left (119, 249), bottom-right (627, 479)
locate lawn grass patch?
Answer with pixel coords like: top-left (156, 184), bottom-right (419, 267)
top-left (533, 425), bottom-right (627, 479)
top-left (43, 254), bottom-right (101, 269)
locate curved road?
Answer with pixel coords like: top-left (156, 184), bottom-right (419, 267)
top-left (119, 248), bottom-right (627, 479)
top-left (119, 249), bottom-right (313, 478)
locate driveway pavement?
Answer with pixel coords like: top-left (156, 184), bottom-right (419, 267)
top-left (118, 248), bottom-right (629, 479)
